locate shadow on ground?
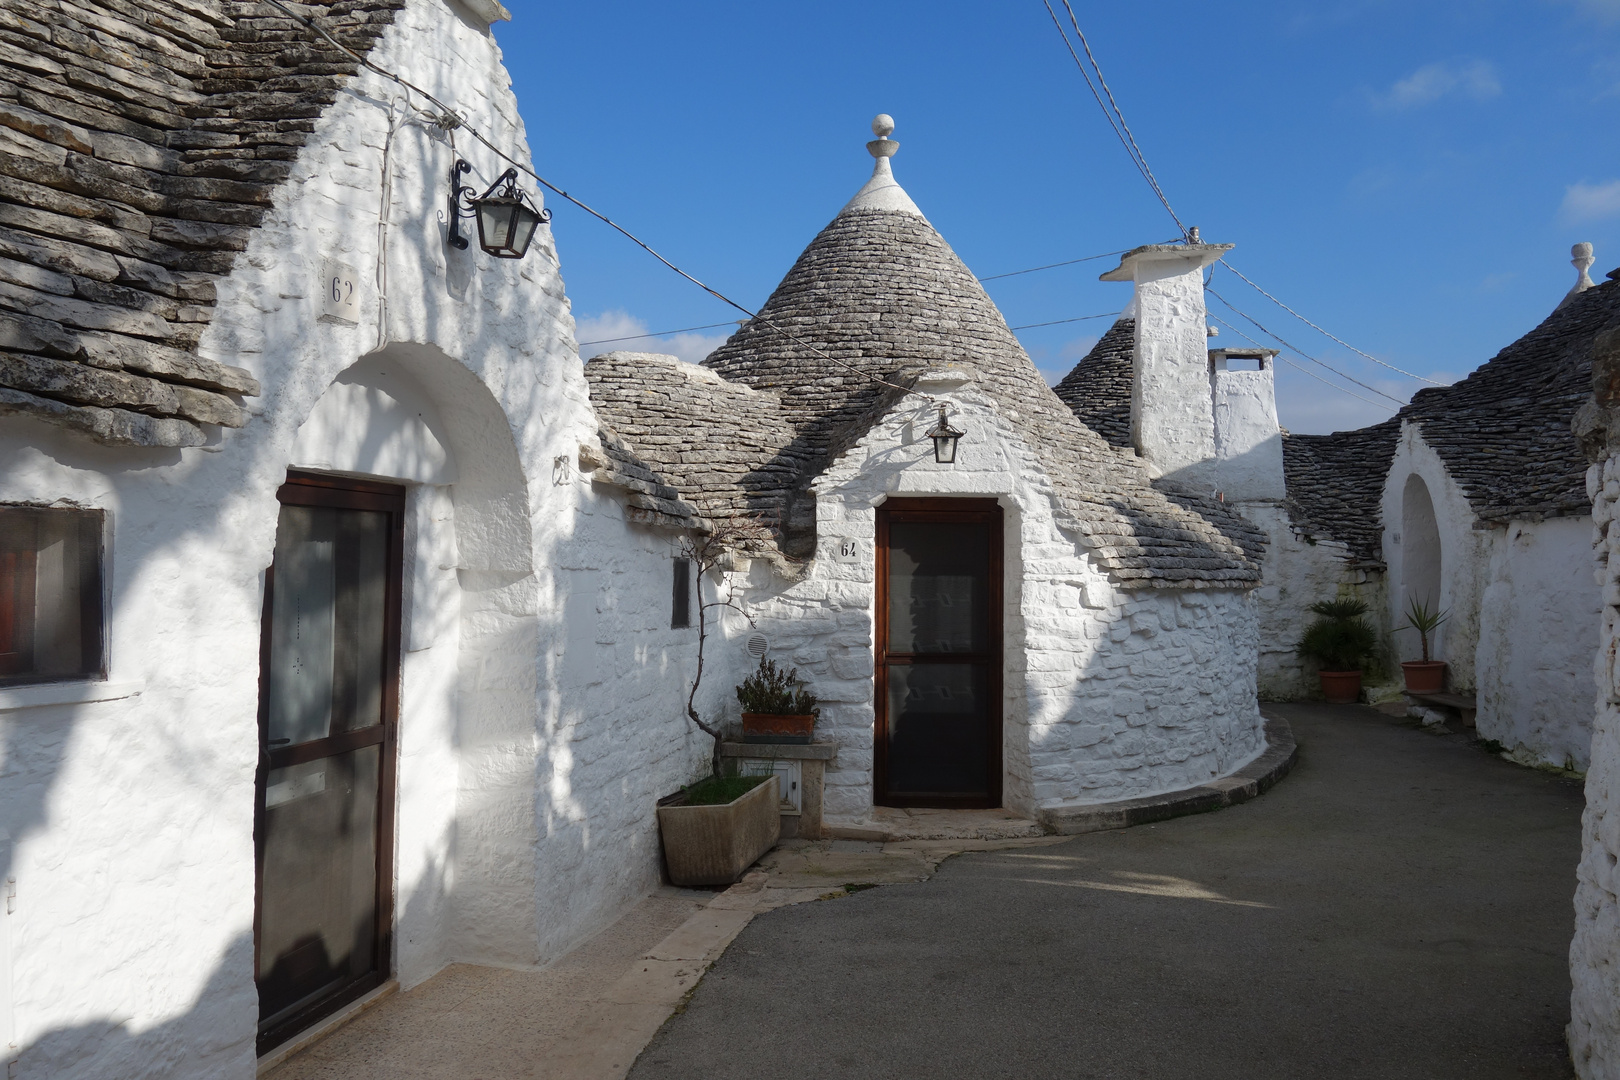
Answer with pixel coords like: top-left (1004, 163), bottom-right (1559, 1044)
top-left (629, 703), bottom-right (1585, 1080)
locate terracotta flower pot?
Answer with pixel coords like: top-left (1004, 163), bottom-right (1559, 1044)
top-left (741, 712), bottom-right (815, 744)
top-left (1401, 660), bottom-right (1447, 695)
top-left (657, 775), bottom-right (780, 887)
top-left (1318, 670), bottom-right (1363, 704)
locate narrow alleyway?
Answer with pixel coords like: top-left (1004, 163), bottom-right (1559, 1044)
top-left (630, 704), bottom-right (1585, 1080)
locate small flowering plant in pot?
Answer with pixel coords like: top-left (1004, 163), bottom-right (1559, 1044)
top-left (1397, 597), bottom-right (1448, 694)
top-left (1298, 598), bottom-right (1379, 704)
top-left (737, 656), bottom-right (820, 744)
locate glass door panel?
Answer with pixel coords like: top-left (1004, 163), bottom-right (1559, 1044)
top-left (876, 500), bottom-right (1002, 807)
top-left (256, 476), bottom-right (401, 1055)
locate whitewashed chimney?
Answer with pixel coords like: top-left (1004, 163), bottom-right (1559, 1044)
top-left (1100, 238), bottom-right (1232, 487)
top-left (1209, 347), bottom-right (1286, 501)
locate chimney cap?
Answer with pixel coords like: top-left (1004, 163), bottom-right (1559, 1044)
top-left (1101, 242), bottom-right (1233, 282)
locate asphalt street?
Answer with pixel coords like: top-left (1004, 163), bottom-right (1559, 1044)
top-left (628, 703), bottom-right (1586, 1080)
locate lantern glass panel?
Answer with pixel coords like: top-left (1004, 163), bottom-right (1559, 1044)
top-left (507, 204), bottom-right (541, 258)
top-left (933, 434), bottom-right (959, 464)
top-left (477, 200), bottom-right (515, 251)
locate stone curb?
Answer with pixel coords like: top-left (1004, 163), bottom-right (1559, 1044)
top-left (1037, 712), bottom-right (1299, 836)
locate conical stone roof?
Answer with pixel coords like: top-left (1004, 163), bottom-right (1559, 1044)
top-left (586, 125), bottom-right (1263, 588)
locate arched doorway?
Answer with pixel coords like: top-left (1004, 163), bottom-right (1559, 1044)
top-left (1401, 474), bottom-right (1443, 650)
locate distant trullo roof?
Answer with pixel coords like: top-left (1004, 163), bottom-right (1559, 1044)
top-left (585, 117), bottom-right (1263, 588)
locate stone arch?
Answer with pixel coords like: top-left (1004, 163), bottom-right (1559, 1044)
top-left (1401, 472), bottom-right (1443, 613)
top-left (282, 341), bottom-right (540, 979)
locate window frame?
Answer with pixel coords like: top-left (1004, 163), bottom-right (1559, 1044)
top-left (670, 556), bottom-right (692, 629)
top-left (0, 506), bottom-right (105, 687)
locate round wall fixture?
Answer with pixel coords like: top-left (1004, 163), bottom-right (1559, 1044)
top-left (745, 633), bottom-right (769, 659)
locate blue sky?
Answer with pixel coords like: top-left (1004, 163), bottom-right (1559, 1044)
top-left (493, 1), bottom-right (1620, 435)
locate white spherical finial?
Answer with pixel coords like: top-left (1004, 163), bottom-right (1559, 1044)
top-left (872, 114), bottom-right (895, 138)
top-left (1558, 241), bottom-right (1598, 310)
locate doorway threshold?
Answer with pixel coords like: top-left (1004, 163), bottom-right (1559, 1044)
top-left (825, 806), bottom-right (1046, 842)
top-left (257, 979), bottom-right (398, 1075)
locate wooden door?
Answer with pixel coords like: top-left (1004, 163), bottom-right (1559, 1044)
top-left (254, 473), bottom-right (403, 1055)
top-left (875, 498), bottom-right (1003, 808)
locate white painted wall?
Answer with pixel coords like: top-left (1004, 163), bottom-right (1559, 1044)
top-left (1211, 367), bottom-right (1286, 502)
top-left (1382, 423), bottom-right (1491, 689)
top-left (709, 378), bottom-right (1266, 824)
top-left (1477, 516), bottom-right (1599, 769)
top-left (1241, 502), bottom-right (1385, 700)
top-left (0, 3), bottom-right (709, 1077)
top-left (1571, 458), bottom-right (1620, 1078)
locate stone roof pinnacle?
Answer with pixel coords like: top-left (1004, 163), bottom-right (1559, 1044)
top-left (840, 113), bottom-right (924, 217)
top-left (1558, 242), bottom-right (1598, 311)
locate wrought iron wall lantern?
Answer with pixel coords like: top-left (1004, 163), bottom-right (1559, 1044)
top-left (449, 159), bottom-right (550, 259)
top-left (925, 404), bottom-right (964, 464)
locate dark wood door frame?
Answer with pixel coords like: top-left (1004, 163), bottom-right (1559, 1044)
top-left (253, 471), bottom-right (405, 1057)
top-left (874, 497), bottom-right (1004, 809)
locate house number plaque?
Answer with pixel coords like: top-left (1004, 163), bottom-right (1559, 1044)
top-left (831, 538), bottom-right (861, 563)
top-left (319, 258), bottom-right (361, 324)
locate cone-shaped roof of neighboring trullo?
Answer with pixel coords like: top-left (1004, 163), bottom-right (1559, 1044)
top-left (585, 118), bottom-right (1263, 587)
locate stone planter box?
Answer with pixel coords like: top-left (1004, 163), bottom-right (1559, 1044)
top-left (656, 775), bottom-right (780, 887)
top-left (721, 741), bottom-right (837, 841)
top-left (740, 712), bottom-right (815, 744)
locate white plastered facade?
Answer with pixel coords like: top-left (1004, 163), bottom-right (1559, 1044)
top-left (702, 379), bottom-right (1267, 826)
top-left (1383, 422), bottom-right (1597, 767)
top-left (0, 4), bottom-right (711, 1077)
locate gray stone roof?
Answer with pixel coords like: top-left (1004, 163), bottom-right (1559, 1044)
top-left (587, 199), bottom-right (1264, 589)
top-left (1052, 317), bottom-right (1133, 450)
top-left (0, 0), bottom-right (406, 447)
top-left (1280, 421), bottom-right (1399, 565)
top-left (1399, 276), bottom-right (1620, 523)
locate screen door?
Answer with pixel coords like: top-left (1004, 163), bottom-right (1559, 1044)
top-left (254, 473), bottom-right (403, 1054)
top-left (875, 498), bottom-right (1003, 808)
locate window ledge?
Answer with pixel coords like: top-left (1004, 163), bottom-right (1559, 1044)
top-left (0, 679), bottom-right (145, 713)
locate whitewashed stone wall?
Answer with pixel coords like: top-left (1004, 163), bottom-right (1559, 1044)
top-left (718, 380), bottom-right (1266, 823)
top-left (1477, 515), bottom-right (1599, 770)
top-left (1241, 502), bottom-right (1386, 700)
top-left (1571, 452), bottom-right (1620, 1077)
top-left (1382, 423), bottom-right (1491, 689)
top-left (1211, 368), bottom-right (1286, 502)
top-left (0, 5), bottom-right (708, 1078)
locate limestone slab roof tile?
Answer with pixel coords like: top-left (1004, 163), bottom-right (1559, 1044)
top-left (1052, 316), bottom-right (1133, 451)
top-left (1280, 420), bottom-right (1399, 564)
top-left (0, 0), bottom-right (407, 447)
top-left (1398, 276), bottom-right (1620, 524)
top-left (586, 152), bottom-right (1262, 589)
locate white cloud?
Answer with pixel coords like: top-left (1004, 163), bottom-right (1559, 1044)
top-left (1376, 59), bottom-right (1501, 109)
top-left (1561, 179), bottom-right (1620, 223)
top-left (574, 309), bottom-right (736, 365)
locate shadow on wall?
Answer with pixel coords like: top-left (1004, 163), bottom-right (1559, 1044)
top-left (11, 934), bottom-right (257, 1080)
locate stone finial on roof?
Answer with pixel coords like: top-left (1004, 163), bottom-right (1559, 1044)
top-left (1559, 242), bottom-right (1598, 311)
top-left (843, 114), bottom-right (923, 217)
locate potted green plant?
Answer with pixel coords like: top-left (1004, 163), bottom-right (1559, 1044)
top-left (737, 656), bottom-right (820, 743)
top-left (1297, 598), bottom-right (1378, 704)
top-left (656, 520), bottom-right (782, 887)
top-left (1397, 597), bottom-right (1448, 694)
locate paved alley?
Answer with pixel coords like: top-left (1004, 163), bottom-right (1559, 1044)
top-left (629, 705), bottom-right (1586, 1080)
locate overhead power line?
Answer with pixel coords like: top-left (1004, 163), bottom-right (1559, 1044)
top-left (1206, 286), bottom-right (1405, 406)
top-left (1041, 0), bottom-right (1188, 239)
top-left (1207, 314), bottom-right (1396, 414)
top-left (261, 0), bottom-right (926, 399)
top-left (1217, 260), bottom-right (1446, 386)
top-left (1009, 313), bottom-right (1120, 331)
top-left (578, 320), bottom-right (744, 347)
top-left (980, 249), bottom-right (1129, 281)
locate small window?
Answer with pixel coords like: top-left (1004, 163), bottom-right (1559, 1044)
top-left (0, 507), bottom-right (104, 685)
top-left (671, 557), bottom-right (691, 628)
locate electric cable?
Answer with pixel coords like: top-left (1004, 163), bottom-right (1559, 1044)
top-left (1041, 0), bottom-right (1188, 239)
top-left (1206, 314), bottom-right (1396, 413)
top-left (1009, 313), bottom-right (1121, 330)
top-left (260, 0), bottom-right (927, 399)
top-left (1217, 260), bottom-right (1446, 386)
top-left (980, 249), bottom-right (1129, 281)
top-left (578, 321), bottom-right (744, 347)
top-left (1205, 288), bottom-right (1405, 406)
